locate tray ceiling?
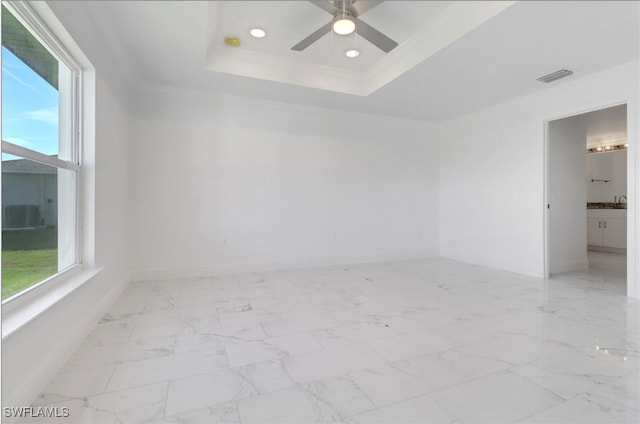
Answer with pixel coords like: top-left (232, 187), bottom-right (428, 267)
top-left (205, 1), bottom-right (514, 95)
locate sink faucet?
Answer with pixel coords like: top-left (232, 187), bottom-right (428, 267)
top-left (619, 195), bottom-right (627, 203)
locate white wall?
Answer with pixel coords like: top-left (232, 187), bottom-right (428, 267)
top-left (129, 87), bottom-right (439, 280)
top-left (587, 150), bottom-right (627, 202)
top-left (439, 60), bottom-right (639, 293)
top-left (1, 2), bottom-right (132, 412)
top-left (548, 115), bottom-right (588, 274)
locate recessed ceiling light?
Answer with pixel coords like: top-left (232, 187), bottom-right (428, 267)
top-left (345, 49), bottom-right (360, 58)
top-left (250, 28), bottom-right (266, 38)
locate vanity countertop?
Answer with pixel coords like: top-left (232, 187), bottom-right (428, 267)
top-left (587, 202), bottom-right (627, 209)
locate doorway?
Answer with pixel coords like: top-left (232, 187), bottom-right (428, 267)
top-left (545, 103), bottom-right (629, 292)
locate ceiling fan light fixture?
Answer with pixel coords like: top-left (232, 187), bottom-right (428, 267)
top-left (333, 14), bottom-right (355, 35)
top-left (291, 1), bottom-right (396, 52)
top-left (345, 49), bottom-right (360, 58)
top-left (250, 28), bottom-right (266, 38)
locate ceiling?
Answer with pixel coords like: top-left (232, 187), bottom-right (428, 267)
top-left (75, 0), bottom-right (639, 122)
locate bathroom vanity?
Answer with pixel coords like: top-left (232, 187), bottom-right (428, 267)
top-left (586, 206), bottom-right (627, 251)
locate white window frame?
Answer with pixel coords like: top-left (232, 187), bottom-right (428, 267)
top-left (1, 0), bottom-right (83, 305)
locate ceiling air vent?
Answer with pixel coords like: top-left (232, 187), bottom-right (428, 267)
top-left (537, 69), bottom-right (574, 83)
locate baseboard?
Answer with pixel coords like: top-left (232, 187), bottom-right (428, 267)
top-left (129, 251), bottom-right (436, 282)
top-left (2, 274), bottom-right (130, 419)
top-left (587, 246), bottom-right (627, 254)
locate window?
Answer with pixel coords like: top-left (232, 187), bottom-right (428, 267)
top-left (2, 2), bottom-right (81, 300)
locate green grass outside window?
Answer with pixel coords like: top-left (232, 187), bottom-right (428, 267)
top-left (2, 228), bottom-right (57, 299)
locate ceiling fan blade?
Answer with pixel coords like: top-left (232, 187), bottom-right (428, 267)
top-left (309, 1), bottom-right (341, 15)
top-left (351, 0), bottom-right (384, 16)
top-left (291, 22), bottom-right (332, 51)
top-left (354, 18), bottom-right (398, 52)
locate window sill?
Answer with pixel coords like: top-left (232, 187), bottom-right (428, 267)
top-left (2, 266), bottom-right (103, 340)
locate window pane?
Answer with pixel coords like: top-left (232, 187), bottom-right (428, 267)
top-left (1, 45), bottom-right (60, 156)
top-left (2, 3), bottom-right (76, 162)
top-left (1, 155), bottom-right (77, 298)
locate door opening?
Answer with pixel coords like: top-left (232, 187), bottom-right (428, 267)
top-left (545, 104), bottom-right (628, 294)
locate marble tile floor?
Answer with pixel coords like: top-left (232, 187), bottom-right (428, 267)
top-left (22, 253), bottom-right (639, 423)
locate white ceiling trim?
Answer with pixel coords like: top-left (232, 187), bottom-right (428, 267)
top-left (206, 46), bottom-right (368, 95)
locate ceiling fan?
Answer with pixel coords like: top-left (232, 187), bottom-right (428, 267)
top-left (292, 0), bottom-right (398, 53)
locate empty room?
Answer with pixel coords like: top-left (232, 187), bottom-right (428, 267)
top-left (1, 1), bottom-right (639, 423)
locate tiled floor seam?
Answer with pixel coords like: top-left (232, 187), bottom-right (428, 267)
top-left (162, 380), bottom-right (170, 419)
top-left (423, 389), bottom-right (464, 424)
top-left (101, 365), bottom-right (119, 398)
top-left (345, 388), bottom-right (462, 422)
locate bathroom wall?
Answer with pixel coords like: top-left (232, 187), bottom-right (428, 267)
top-left (587, 150), bottom-right (627, 203)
